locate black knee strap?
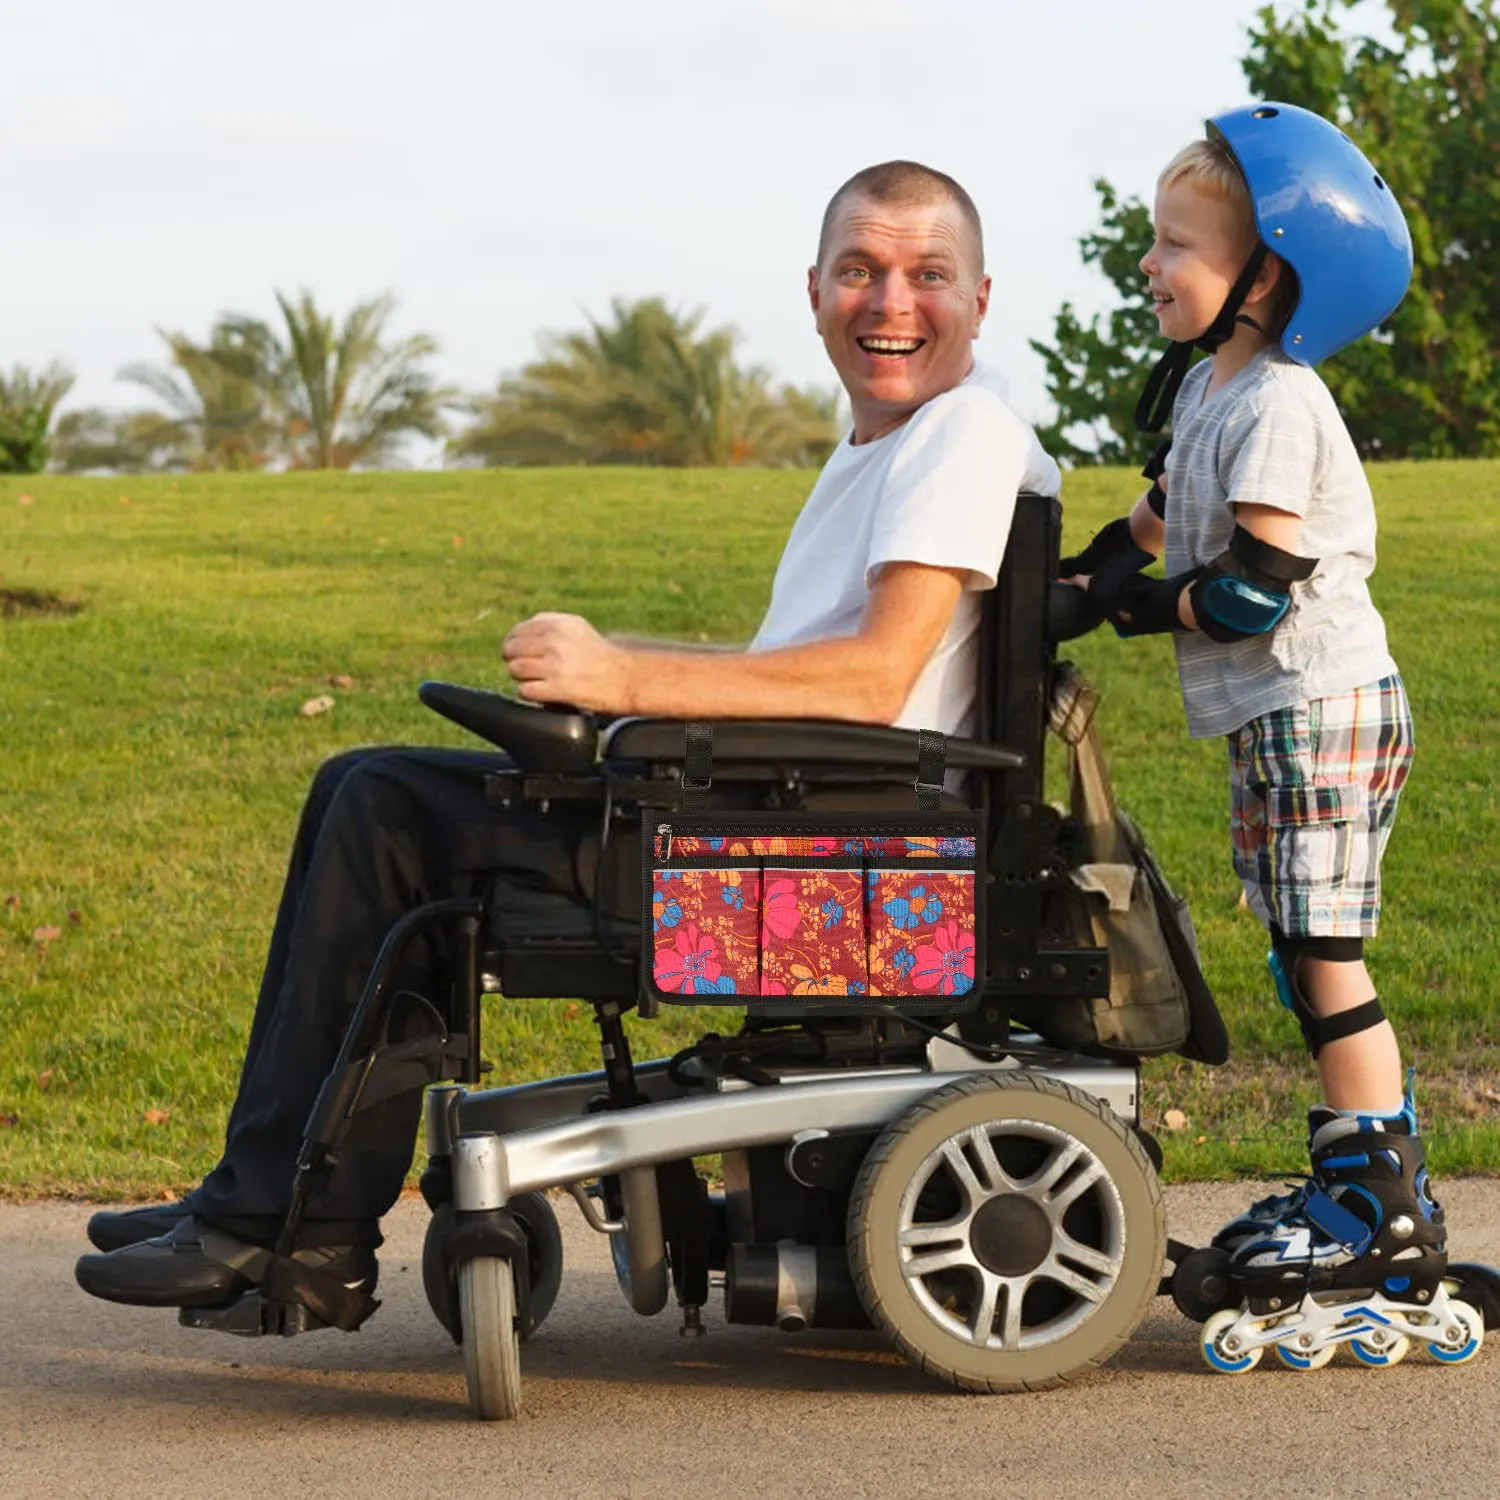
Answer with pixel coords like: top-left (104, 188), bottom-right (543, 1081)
top-left (1307, 998), bottom-right (1387, 1052)
top-left (1270, 935), bottom-right (1382, 1057)
top-left (1278, 934), bottom-right (1365, 964)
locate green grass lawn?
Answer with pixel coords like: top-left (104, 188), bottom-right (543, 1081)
top-left (1, 462), bottom-right (1497, 1197)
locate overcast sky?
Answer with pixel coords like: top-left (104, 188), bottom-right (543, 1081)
top-left (5, 0), bottom-right (1387, 458)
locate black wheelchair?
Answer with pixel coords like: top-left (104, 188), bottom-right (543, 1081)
top-left (186, 492), bottom-right (1240, 1418)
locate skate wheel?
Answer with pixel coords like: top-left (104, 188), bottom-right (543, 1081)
top-left (1446, 1265), bottom-right (1500, 1332)
top-left (1424, 1298), bottom-right (1484, 1365)
top-left (1201, 1307), bottom-right (1261, 1373)
top-left (1274, 1341), bottom-right (1335, 1371)
top-left (1350, 1333), bottom-right (1410, 1368)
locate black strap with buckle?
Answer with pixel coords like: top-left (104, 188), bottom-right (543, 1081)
top-left (680, 723), bottom-right (946, 811)
top-left (681, 721), bottom-right (714, 811)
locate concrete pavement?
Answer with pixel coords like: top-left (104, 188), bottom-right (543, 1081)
top-left (3, 1182), bottom-right (1498, 1500)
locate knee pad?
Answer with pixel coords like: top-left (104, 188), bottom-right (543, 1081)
top-left (1268, 935), bottom-right (1384, 1057)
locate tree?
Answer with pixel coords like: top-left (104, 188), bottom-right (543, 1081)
top-left (453, 297), bottom-right (840, 468)
top-left (1028, 184), bottom-right (1163, 466)
top-left (117, 324), bottom-right (277, 470)
top-left (1033, 0), bottom-right (1500, 461)
top-left (52, 408), bottom-right (185, 474)
top-left (0, 363), bottom-right (75, 474)
top-left (55, 323), bottom-right (276, 473)
top-left (205, 291), bottom-right (458, 469)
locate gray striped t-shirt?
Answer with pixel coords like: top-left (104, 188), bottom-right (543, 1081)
top-left (1164, 350), bottom-right (1397, 738)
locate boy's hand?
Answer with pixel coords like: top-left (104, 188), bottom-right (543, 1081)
top-left (502, 612), bottom-right (638, 714)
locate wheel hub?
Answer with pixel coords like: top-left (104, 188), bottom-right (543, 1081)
top-left (970, 1193), bottom-right (1053, 1277)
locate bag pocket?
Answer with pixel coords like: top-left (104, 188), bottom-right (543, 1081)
top-left (643, 811), bottom-right (984, 1010)
top-left (760, 867), bottom-right (867, 999)
top-left (650, 867), bottom-right (762, 997)
top-left (866, 868), bottom-right (979, 999)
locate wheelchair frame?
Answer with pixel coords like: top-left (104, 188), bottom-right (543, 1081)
top-left (183, 493), bottom-right (1213, 1416)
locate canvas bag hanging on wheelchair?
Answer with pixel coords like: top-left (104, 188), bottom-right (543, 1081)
top-left (1045, 663), bottom-right (1209, 1058)
top-left (642, 724), bottom-right (986, 1015)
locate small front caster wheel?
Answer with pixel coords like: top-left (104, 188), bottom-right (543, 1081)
top-left (424, 1193), bottom-right (564, 1345)
top-left (459, 1256), bottom-right (523, 1420)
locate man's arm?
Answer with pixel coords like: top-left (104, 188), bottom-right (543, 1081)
top-left (604, 634), bottom-right (743, 655)
top-left (624, 561), bottom-right (967, 722)
top-left (503, 561), bottom-right (967, 723)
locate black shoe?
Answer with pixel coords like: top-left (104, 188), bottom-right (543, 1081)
top-left (74, 1218), bottom-right (379, 1311)
top-left (86, 1201), bottom-right (194, 1252)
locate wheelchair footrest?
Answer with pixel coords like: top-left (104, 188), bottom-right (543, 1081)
top-left (178, 1292), bottom-right (333, 1338)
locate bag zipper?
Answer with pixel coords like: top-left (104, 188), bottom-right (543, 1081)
top-left (654, 815), bottom-right (977, 842)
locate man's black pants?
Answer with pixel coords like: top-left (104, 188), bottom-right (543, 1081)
top-left (186, 746), bottom-right (633, 1246)
top-left (183, 744), bottom-right (940, 1247)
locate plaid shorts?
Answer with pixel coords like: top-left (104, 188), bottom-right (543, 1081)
top-left (1227, 674), bottom-right (1414, 939)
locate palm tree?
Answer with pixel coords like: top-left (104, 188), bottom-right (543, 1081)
top-left (51, 407), bottom-right (186, 474)
top-left (0, 363), bottom-right (75, 474)
top-left (208, 291), bottom-right (458, 469)
top-left (452, 298), bottom-right (840, 468)
top-left (114, 323), bottom-right (278, 471)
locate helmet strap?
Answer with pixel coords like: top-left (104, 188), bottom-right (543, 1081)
top-left (1134, 244), bottom-right (1270, 434)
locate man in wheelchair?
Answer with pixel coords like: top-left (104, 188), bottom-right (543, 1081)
top-left (75, 159), bottom-right (1065, 1318)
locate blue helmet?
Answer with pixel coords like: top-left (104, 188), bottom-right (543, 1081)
top-left (1208, 101), bottom-right (1413, 366)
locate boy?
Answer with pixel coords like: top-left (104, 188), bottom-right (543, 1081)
top-left (1062, 103), bottom-right (1465, 1362)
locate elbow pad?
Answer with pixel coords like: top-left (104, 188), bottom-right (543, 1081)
top-left (1189, 524), bottom-right (1318, 642)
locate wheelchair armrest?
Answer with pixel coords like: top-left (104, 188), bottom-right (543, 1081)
top-left (418, 680), bottom-right (1026, 775)
top-left (418, 681), bottom-right (599, 773)
top-left (601, 717), bottom-right (1025, 771)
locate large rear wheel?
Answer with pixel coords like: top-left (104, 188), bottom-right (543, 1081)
top-left (848, 1072), bottom-right (1164, 1392)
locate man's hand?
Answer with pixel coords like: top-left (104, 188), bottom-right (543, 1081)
top-left (501, 612), bottom-right (637, 714)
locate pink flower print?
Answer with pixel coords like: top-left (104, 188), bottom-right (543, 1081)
top-left (910, 920), bottom-right (975, 996)
top-left (761, 877), bottom-right (801, 942)
top-left (653, 923), bottom-right (724, 994)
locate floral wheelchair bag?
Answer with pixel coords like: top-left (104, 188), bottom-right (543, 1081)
top-left (641, 725), bottom-right (986, 1017)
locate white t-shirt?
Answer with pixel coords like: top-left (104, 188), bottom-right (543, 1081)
top-left (1165, 350), bottom-right (1397, 738)
top-left (749, 360), bottom-right (1061, 738)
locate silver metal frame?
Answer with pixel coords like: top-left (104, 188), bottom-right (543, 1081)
top-left (448, 1057), bottom-right (1139, 1213)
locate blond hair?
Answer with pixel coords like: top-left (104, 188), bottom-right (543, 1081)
top-left (1159, 138), bottom-right (1299, 333)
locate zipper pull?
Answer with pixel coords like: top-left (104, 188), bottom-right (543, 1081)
top-left (657, 823), bottom-right (673, 861)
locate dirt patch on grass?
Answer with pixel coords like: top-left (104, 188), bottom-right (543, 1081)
top-left (0, 587), bottom-right (84, 619)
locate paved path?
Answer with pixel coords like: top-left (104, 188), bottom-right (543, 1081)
top-left (3, 1183), bottom-right (1498, 1500)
